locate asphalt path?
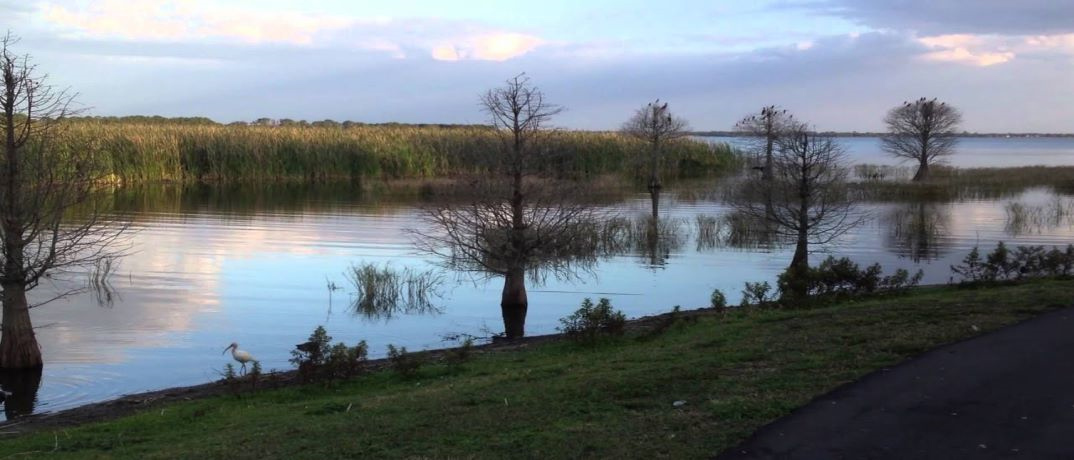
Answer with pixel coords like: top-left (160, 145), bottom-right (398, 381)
top-left (718, 307), bottom-right (1074, 459)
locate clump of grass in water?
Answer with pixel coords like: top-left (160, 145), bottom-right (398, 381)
top-left (694, 214), bottom-right (722, 250)
top-left (852, 165), bottom-right (1074, 202)
top-left (346, 263), bottom-right (444, 319)
top-left (1004, 197), bottom-right (1074, 236)
top-left (88, 257), bottom-right (119, 307)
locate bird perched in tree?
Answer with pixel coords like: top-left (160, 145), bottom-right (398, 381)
top-left (222, 342), bottom-right (256, 373)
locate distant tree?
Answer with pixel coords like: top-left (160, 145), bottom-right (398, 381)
top-left (413, 74), bottom-right (602, 339)
top-left (620, 100), bottom-right (689, 268)
top-left (881, 97), bottom-right (962, 181)
top-left (620, 100), bottom-right (689, 210)
top-left (734, 106), bottom-right (799, 181)
top-left (0, 34), bottom-right (127, 369)
top-left (732, 127), bottom-right (862, 299)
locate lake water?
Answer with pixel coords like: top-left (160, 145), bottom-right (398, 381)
top-left (3, 136), bottom-right (1074, 420)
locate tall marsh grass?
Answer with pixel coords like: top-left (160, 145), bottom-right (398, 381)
top-left (852, 165), bottom-right (1074, 201)
top-left (59, 120), bottom-right (738, 184)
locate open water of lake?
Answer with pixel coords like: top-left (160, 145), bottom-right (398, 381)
top-left (3, 136), bottom-right (1074, 420)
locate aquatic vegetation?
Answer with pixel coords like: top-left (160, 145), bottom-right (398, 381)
top-left (346, 263), bottom-right (444, 320)
top-left (852, 165), bottom-right (1074, 202)
top-left (1003, 196), bottom-right (1074, 236)
top-left (54, 119), bottom-right (738, 184)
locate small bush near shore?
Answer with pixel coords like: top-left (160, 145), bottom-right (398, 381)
top-left (559, 298), bottom-right (627, 343)
top-left (710, 289), bottom-right (728, 311)
top-left (291, 326), bottom-right (370, 382)
top-left (952, 242), bottom-right (1074, 284)
top-left (779, 257), bottom-right (924, 304)
top-left (740, 281), bottom-right (774, 307)
top-left (387, 344), bottom-right (424, 378)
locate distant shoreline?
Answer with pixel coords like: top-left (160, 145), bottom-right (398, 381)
top-left (692, 131), bottom-right (1074, 138)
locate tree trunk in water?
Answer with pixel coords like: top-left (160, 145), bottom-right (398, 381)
top-left (0, 283), bottom-right (42, 369)
top-left (783, 233), bottom-right (811, 301)
top-left (763, 136), bottom-right (774, 181)
top-left (500, 267), bottom-right (528, 339)
top-left (648, 190), bottom-right (662, 266)
top-left (0, 366), bottom-right (42, 419)
top-left (913, 159), bottom-right (929, 182)
top-left (649, 189), bottom-right (660, 221)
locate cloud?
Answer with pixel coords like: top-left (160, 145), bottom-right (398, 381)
top-left (918, 35), bottom-right (1014, 66)
top-left (38, 0), bottom-right (359, 45)
top-left (431, 33), bottom-right (543, 62)
top-left (814, 0), bottom-right (1074, 36)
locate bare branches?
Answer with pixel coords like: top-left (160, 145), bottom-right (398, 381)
top-left (480, 73), bottom-right (563, 178)
top-left (732, 128), bottom-right (864, 251)
top-left (0, 33), bottom-right (127, 368)
top-left (881, 97), bottom-right (962, 181)
top-left (734, 105), bottom-right (802, 181)
top-left (621, 99), bottom-right (689, 190)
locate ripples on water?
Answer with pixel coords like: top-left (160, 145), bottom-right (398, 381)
top-left (4, 139), bottom-right (1074, 420)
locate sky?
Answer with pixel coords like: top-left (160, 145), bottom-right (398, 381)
top-left (3, 0), bottom-right (1074, 132)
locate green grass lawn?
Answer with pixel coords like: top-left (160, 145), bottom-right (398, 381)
top-left (2, 281), bottom-right (1072, 459)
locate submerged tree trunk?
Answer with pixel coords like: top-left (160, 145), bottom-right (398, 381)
top-left (783, 184), bottom-right (812, 301)
top-left (0, 283), bottom-right (41, 369)
top-left (913, 158), bottom-right (929, 182)
top-left (0, 366), bottom-right (42, 419)
top-left (763, 136), bottom-right (774, 181)
top-left (500, 267), bottom-right (528, 339)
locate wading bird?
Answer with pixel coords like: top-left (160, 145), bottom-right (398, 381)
top-left (222, 342), bottom-right (256, 374)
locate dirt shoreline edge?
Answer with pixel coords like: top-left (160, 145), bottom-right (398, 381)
top-left (0, 306), bottom-right (710, 435)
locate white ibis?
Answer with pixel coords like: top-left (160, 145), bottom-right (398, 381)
top-left (222, 342), bottom-right (256, 374)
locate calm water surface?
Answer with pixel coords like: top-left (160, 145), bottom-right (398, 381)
top-left (5, 137), bottom-right (1074, 419)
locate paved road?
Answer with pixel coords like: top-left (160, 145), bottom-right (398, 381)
top-left (718, 307), bottom-right (1074, 459)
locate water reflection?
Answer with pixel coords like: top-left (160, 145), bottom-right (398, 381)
top-left (884, 202), bottom-right (952, 263)
top-left (0, 368), bottom-right (42, 420)
top-left (11, 182), bottom-right (1074, 420)
top-left (600, 214), bottom-right (688, 268)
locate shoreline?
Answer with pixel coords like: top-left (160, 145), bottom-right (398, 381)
top-left (0, 305), bottom-right (712, 435)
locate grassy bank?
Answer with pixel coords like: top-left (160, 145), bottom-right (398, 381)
top-left (55, 120), bottom-right (738, 184)
top-left (2, 281), bottom-right (1073, 458)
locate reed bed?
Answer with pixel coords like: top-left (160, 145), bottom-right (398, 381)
top-left (57, 120), bottom-right (738, 185)
top-left (851, 165), bottom-right (1074, 201)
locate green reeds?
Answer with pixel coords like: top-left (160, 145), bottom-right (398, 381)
top-left (56, 120), bottom-right (738, 184)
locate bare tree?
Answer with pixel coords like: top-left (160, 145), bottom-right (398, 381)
top-left (733, 127), bottom-right (862, 299)
top-left (0, 34), bottom-right (126, 369)
top-left (413, 74), bottom-right (602, 339)
top-left (734, 105), bottom-right (798, 181)
top-left (881, 97), bottom-right (962, 181)
top-left (620, 100), bottom-right (689, 217)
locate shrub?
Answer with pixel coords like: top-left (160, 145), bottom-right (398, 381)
top-left (445, 336), bottom-right (475, 369)
top-left (775, 257), bottom-right (923, 306)
top-left (739, 281), bottom-right (773, 307)
top-left (710, 289), bottom-right (727, 311)
top-left (325, 340), bottom-right (369, 379)
top-left (952, 242), bottom-right (1074, 284)
top-left (290, 325), bottom-right (331, 370)
top-left (387, 344), bottom-right (424, 378)
top-left (291, 326), bottom-right (370, 382)
top-left (951, 246), bottom-right (985, 282)
top-left (559, 298), bottom-right (627, 343)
